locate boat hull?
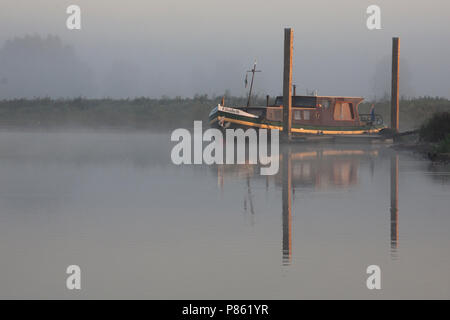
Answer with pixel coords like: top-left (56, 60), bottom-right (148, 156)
top-left (209, 105), bottom-right (385, 137)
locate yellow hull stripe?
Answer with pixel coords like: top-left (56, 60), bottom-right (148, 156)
top-left (210, 117), bottom-right (383, 135)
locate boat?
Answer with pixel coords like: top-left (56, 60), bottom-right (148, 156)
top-left (209, 62), bottom-right (387, 140)
top-left (209, 95), bottom-right (385, 137)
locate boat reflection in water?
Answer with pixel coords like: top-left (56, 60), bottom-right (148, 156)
top-left (215, 145), bottom-right (399, 265)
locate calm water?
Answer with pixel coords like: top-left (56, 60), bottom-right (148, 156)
top-left (0, 130), bottom-right (449, 299)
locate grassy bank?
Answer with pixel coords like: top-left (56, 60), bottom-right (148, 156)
top-left (0, 96), bottom-right (449, 131)
top-left (419, 112), bottom-right (450, 160)
top-left (0, 96), bottom-right (263, 131)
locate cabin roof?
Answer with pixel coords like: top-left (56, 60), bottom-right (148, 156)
top-left (273, 95), bottom-right (364, 108)
top-left (315, 96), bottom-right (364, 99)
top-left (275, 95), bottom-right (364, 99)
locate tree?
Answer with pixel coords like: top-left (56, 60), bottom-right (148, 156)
top-left (0, 34), bottom-right (95, 98)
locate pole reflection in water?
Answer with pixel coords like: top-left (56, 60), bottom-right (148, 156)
top-left (390, 153), bottom-right (399, 257)
top-left (281, 147), bottom-right (292, 266)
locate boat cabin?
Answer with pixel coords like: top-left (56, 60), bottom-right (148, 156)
top-left (240, 95), bottom-right (364, 127)
top-left (263, 95), bottom-right (364, 127)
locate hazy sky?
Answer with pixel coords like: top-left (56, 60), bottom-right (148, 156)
top-left (0, 0), bottom-right (449, 99)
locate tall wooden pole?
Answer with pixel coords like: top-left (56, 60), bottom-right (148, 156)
top-left (391, 37), bottom-right (400, 132)
top-left (282, 28), bottom-right (293, 142)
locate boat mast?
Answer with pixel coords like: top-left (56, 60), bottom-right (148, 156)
top-left (246, 60), bottom-right (261, 107)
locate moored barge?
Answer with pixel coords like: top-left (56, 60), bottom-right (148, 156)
top-left (209, 95), bottom-right (385, 138)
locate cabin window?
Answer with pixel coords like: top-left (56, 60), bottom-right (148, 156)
top-left (294, 110), bottom-right (301, 120)
top-left (267, 108), bottom-right (282, 121)
top-left (321, 100), bottom-right (331, 109)
top-left (304, 110), bottom-right (310, 120)
top-left (333, 102), bottom-right (354, 120)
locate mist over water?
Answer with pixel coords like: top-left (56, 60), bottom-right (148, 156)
top-left (0, 131), bottom-right (449, 299)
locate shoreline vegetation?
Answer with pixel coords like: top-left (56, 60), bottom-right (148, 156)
top-left (417, 112), bottom-right (450, 161)
top-left (0, 95), bottom-right (449, 129)
top-left (0, 95), bottom-right (449, 161)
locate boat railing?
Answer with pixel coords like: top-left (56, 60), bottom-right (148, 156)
top-left (359, 113), bottom-right (384, 126)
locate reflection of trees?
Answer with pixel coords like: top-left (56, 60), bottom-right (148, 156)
top-left (426, 163), bottom-right (450, 184)
top-left (0, 35), bottom-right (94, 98)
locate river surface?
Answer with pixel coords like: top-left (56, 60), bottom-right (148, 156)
top-left (0, 130), bottom-right (449, 299)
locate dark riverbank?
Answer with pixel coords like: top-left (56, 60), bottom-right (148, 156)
top-left (393, 111), bottom-right (450, 162)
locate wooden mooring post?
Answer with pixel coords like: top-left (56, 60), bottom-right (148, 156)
top-left (391, 37), bottom-right (400, 133)
top-left (282, 28), bottom-right (293, 142)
